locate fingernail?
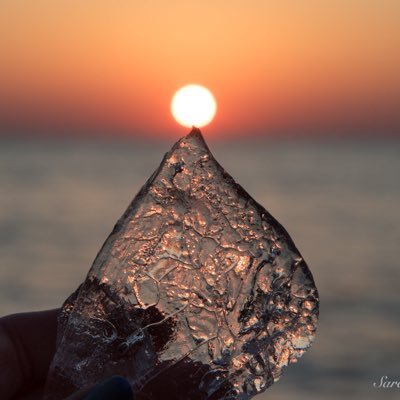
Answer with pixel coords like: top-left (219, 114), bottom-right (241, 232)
top-left (84, 376), bottom-right (133, 400)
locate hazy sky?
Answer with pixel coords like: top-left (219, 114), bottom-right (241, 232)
top-left (0, 1), bottom-right (399, 139)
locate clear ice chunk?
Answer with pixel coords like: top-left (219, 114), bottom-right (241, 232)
top-left (44, 129), bottom-right (319, 400)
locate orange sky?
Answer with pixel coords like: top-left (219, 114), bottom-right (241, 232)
top-left (0, 1), bottom-right (399, 139)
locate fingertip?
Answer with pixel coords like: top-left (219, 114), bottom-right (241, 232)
top-left (84, 376), bottom-right (134, 400)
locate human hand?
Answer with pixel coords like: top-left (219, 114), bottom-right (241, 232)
top-left (0, 310), bottom-right (133, 400)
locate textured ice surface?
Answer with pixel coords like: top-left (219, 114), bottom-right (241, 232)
top-left (44, 129), bottom-right (319, 400)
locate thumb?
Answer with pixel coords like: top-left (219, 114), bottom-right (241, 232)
top-left (65, 376), bottom-right (134, 400)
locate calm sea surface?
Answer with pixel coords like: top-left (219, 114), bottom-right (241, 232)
top-left (1, 137), bottom-right (399, 399)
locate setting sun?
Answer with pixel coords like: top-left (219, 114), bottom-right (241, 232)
top-left (171, 85), bottom-right (217, 128)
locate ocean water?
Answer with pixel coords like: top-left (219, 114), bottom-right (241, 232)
top-left (0, 137), bottom-right (399, 399)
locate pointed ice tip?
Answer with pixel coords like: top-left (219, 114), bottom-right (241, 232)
top-left (180, 126), bottom-right (209, 151)
top-left (189, 126), bottom-right (202, 136)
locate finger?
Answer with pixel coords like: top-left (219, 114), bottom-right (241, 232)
top-left (80, 376), bottom-right (133, 400)
top-left (0, 309), bottom-right (59, 399)
top-left (63, 377), bottom-right (133, 400)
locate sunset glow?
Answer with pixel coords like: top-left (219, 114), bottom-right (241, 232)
top-left (0, 1), bottom-right (399, 138)
top-left (171, 85), bottom-right (216, 128)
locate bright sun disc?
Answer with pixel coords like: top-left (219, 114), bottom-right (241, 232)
top-left (171, 84), bottom-right (217, 128)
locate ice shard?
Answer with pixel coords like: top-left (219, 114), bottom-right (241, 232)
top-left (44, 129), bottom-right (319, 400)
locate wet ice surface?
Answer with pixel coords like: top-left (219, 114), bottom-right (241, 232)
top-left (43, 129), bottom-right (318, 400)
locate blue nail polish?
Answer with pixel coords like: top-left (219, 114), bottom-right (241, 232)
top-left (84, 376), bottom-right (133, 400)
